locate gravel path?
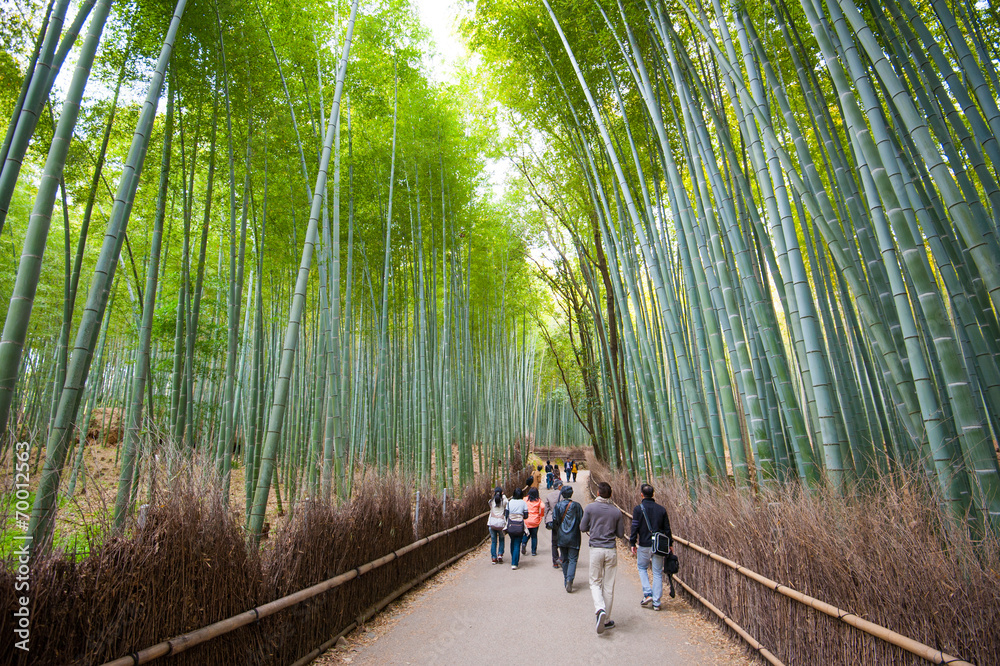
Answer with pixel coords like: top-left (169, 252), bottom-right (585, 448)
top-left (316, 471), bottom-right (752, 665)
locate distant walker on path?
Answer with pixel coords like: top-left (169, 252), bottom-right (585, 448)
top-left (544, 479), bottom-right (564, 567)
top-left (506, 489), bottom-right (529, 570)
top-left (523, 487), bottom-right (545, 556)
top-left (532, 465), bottom-right (544, 490)
top-left (581, 481), bottom-right (625, 634)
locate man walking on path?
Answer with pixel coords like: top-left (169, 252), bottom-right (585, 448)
top-left (544, 479), bottom-right (564, 567)
top-left (552, 485), bottom-right (583, 593)
top-left (581, 481), bottom-right (625, 634)
top-left (629, 483), bottom-right (673, 611)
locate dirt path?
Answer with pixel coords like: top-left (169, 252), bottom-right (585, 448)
top-left (315, 471), bottom-right (752, 665)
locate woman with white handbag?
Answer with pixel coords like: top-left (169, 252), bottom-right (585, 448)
top-left (488, 486), bottom-right (508, 564)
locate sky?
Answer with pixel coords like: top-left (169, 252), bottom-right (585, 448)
top-left (411, 0), bottom-right (471, 84)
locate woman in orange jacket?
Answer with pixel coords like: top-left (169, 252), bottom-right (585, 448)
top-left (522, 487), bottom-right (546, 556)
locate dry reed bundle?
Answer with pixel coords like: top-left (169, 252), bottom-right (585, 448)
top-left (0, 566), bottom-right (18, 665)
top-left (260, 477), bottom-right (414, 662)
top-left (587, 454), bottom-right (1000, 665)
top-left (1, 482), bottom-right (265, 666)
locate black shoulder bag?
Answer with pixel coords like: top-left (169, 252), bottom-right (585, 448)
top-left (639, 503), bottom-right (672, 556)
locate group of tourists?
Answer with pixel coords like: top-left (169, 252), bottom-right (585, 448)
top-left (487, 468), bottom-right (674, 635)
top-left (567, 459), bottom-right (579, 481)
top-left (486, 484), bottom-right (547, 569)
top-left (542, 459), bottom-right (578, 487)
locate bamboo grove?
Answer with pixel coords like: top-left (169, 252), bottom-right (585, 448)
top-left (467, 0), bottom-right (1000, 532)
top-left (0, 0), bottom-right (544, 552)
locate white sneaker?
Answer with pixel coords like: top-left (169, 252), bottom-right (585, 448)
top-left (596, 609), bottom-right (607, 634)
top-left (511, 565), bottom-right (518, 570)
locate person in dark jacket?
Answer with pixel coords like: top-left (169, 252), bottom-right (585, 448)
top-left (544, 479), bottom-right (564, 568)
top-left (552, 485), bottom-right (584, 593)
top-left (629, 483), bottom-right (673, 610)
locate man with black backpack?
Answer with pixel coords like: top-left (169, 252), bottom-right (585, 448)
top-left (629, 483), bottom-right (673, 612)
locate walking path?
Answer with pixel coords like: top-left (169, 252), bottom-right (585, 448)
top-left (316, 471), bottom-right (751, 665)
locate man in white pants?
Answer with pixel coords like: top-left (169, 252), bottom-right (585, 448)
top-left (580, 481), bottom-right (625, 634)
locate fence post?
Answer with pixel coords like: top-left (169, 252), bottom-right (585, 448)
top-left (414, 490), bottom-right (420, 539)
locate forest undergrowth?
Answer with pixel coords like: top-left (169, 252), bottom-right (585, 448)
top-left (587, 454), bottom-right (1000, 665)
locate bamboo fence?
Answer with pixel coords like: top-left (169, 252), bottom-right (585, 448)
top-left (586, 475), bottom-right (973, 666)
top-left (100, 510), bottom-right (489, 666)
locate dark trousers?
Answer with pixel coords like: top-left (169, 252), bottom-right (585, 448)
top-left (510, 533), bottom-right (524, 566)
top-left (526, 526), bottom-right (539, 554)
top-left (559, 546), bottom-right (579, 583)
top-left (549, 525), bottom-right (559, 564)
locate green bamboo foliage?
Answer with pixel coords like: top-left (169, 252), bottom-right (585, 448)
top-left (248, 0), bottom-right (359, 541)
top-left (0, 0), bottom-right (112, 448)
top-left (114, 79), bottom-right (175, 528)
top-left (468, 0), bottom-right (1000, 531)
top-left (1, 0), bottom-right (587, 557)
top-left (26, 0), bottom-right (189, 550)
top-left (0, 0), bottom-right (93, 236)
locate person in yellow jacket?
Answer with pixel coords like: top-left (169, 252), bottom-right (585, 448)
top-left (531, 465), bottom-right (543, 490)
top-left (571, 461), bottom-right (578, 481)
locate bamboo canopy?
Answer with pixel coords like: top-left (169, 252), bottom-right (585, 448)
top-left (466, 0), bottom-right (1000, 533)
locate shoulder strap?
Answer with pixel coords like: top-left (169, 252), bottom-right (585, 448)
top-left (639, 502), bottom-right (655, 534)
top-left (555, 501), bottom-right (567, 527)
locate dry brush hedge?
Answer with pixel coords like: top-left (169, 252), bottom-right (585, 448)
top-left (0, 473), bottom-right (498, 665)
top-left (587, 455), bottom-right (1000, 665)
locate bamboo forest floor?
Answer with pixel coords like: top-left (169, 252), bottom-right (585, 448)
top-left (315, 471), bottom-right (753, 666)
top-left (0, 437), bottom-right (289, 557)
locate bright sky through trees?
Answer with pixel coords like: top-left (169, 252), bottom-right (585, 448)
top-left (412, 0), bottom-right (469, 82)
top-left (413, 0), bottom-right (513, 200)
